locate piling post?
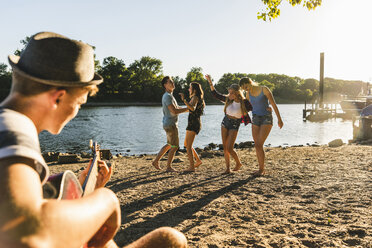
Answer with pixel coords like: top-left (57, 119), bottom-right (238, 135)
top-left (319, 52), bottom-right (324, 108)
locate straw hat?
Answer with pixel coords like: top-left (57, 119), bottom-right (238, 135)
top-left (8, 32), bottom-right (103, 87)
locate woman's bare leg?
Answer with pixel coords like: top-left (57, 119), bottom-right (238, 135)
top-left (225, 130), bottom-right (243, 171)
top-left (192, 147), bottom-right (202, 167)
top-left (252, 124), bottom-right (272, 175)
top-left (221, 126), bottom-right (231, 174)
top-left (184, 130), bottom-right (197, 171)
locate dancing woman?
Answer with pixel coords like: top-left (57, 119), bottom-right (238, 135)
top-left (179, 82), bottom-right (205, 172)
top-left (239, 77), bottom-right (283, 176)
top-left (205, 75), bottom-right (252, 174)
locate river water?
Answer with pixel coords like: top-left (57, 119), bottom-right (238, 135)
top-left (39, 104), bottom-right (353, 155)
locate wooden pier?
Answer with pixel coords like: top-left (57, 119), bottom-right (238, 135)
top-left (303, 101), bottom-right (338, 121)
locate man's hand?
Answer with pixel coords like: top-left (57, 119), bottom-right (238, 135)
top-left (79, 160), bottom-right (113, 188)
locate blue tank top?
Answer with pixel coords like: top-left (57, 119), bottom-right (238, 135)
top-left (249, 88), bottom-right (270, 116)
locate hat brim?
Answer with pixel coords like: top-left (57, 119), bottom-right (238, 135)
top-left (8, 55), bottom-right (103, 87)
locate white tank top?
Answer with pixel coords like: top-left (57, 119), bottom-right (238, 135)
top-left (226, 101), bottom-right (242, 118)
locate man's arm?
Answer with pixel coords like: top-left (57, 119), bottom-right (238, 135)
top-left (0, 158), bottom-right (120, 248)
top-left (167, 103), bottom-right (188, 115)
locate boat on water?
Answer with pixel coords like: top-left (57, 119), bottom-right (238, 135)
top-left (339, 84), bottom-right (372, 115)
top-left (340, 96), bottom-right (372, 115)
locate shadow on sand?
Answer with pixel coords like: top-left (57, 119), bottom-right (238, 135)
top-left (115, 175), bottom-right (255, 246)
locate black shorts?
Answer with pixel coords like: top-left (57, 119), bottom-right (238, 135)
top-left (186, 121), bottom-right (201, 134)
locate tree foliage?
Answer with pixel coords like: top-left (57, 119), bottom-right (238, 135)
top-left (0, 63), bottom-right (11, 99)
top-left (1, 36), bottom-right (367, 104)
top-left (14, 37), bottom-right (31, 56)
top-left (258, 0), bottom-right (322, 21)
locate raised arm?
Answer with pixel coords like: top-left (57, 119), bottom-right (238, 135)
top-left (205, 74), bottom-right (226, 103)
top-left (263, 87), bottom-right (283, 128)
top-left (180, 93), bottom-right (198, 112)
top-left (205, 74), bottom-right (215, 92)
top-left (0, 158), bottom-right (120, 248)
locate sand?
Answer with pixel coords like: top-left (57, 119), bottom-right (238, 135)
top-left (48, 144), bottom-right (372, 247)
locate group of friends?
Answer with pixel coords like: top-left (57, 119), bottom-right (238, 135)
top-left (153, 74), bottom-right (283, 176)
top-left (0, 31), bottom-right (283, 248)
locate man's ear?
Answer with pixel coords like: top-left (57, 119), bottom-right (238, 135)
top-left (50, 89), bottom-right (66, 108)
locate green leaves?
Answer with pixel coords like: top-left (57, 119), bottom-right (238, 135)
top-left (13, 36), bottom-right (31, 56)
top-left (258, 0), bottom-right (322, 21)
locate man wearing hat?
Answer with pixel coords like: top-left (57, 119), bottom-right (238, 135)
top-left (0, 32), bottom-right (187, 248)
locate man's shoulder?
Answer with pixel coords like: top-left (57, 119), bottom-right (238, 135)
top-left (162, 92), bottom-right (174, 103)
top-left (0, 108), bottom-right (37, 134)
top-left (0, 108), bottom-right (48, 184)
top-left (162, 92), bottom-right (172, 98)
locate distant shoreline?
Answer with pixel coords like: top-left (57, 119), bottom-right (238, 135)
top-left (83, 101), bottom-right (304, 107)
top-left (84, 102), bottom-right (163, 107)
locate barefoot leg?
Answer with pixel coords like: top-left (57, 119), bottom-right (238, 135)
top-left (152, 144), bottom-right (171, 170)
top-left (166, 146), bottom-right (178, 172)
top-left (221, 126), bottom-right (231, 174)
top-left (184, 130), bottom-right (196, 171)
top-left (252, 124), bottom-right (272, 174)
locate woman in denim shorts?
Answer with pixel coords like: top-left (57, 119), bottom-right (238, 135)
top-left (206, 74), bottom-right (252, 174)
top-left (240, 77), bottom-right (283, 176)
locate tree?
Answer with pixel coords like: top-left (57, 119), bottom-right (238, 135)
top-left (300, 78), bottom-right (319, 93)
top-left (259, 79), bottom-right (275, 91)
top-left (97, 56), bottom-right (131, 101)
top-left (0, 63), bottom-right (12, 101)
top-left (258, 0), bottom-right (322, 21)
top-left (216, 73), bottom-right (242, 94)
top-left (128, 56), bottom-right (164, 102)
top-left (14, 37), bottom-right (31, 56)
top-left (184, 67), bottom-right (213, 102)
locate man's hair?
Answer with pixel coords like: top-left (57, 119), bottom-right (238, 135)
top-left (12, 71), bottom-right (99, 96)
top-left (161, 76), bottom-right (171, 89)
top-left (239, 77), bottom-right (253, 86)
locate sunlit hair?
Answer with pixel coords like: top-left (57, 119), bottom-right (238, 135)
top-left (11, 71), bottom-right (99, 97)
top-left (161, 76), bottom-right (172, 89)
top-left (224, 87), bottom-right (248, 116)
top-left (190, 82), bottom-right (205, 114)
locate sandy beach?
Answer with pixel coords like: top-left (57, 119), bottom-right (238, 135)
top-left (48, 144), bottom-right (371, 247)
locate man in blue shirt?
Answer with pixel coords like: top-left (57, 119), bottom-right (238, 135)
top-left (152, 76), bottom-right (188, 171)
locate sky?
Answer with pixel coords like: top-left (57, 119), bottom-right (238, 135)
top-left (1, 0), bottom-right (371, 82)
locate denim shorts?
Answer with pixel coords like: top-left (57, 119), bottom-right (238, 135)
top-left (252, 113), bottom-right (273, 126)
top-left (221, 115), bottom-right (241, 130)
